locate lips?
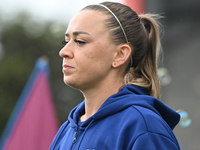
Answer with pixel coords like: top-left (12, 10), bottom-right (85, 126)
top-left (62, 64), bottom-right (74, 71)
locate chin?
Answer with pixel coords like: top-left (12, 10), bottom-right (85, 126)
top-left (63, 78), bottom-right (80, 90)
top-left (63, 75), bottom-right (91, 91)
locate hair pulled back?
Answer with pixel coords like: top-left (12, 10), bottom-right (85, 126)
top-left (82, 2), bottom-right (162, 99)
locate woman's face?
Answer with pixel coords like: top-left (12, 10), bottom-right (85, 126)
top-left (60, 10), bottom-right (118, 91)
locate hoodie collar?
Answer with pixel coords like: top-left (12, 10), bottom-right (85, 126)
top-left (68, 85), bottom-right (180, 130)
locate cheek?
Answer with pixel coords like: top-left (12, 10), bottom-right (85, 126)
top-left (95, 43), bottom-right (112, 60)
top-left (89, 50), bottom-right (110, 66)
top-left (77, 43), bottom-right (113, 70)
top-left (78, 52), bottom-right (108, 75)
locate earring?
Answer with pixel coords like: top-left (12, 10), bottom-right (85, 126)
top-left (113, 62), bottom-right (117, 67)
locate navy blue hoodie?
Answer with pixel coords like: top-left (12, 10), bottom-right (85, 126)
top-left (50, 85), bottom-right (180, 150)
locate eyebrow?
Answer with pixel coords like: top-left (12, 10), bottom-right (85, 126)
top-left (65, 31), bottom-right (91, 37)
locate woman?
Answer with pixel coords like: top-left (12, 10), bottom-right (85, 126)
top-left (50, 2), bottom-right (180, 150)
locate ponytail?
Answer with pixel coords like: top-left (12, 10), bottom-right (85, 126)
top-left (125, 14), bottom-right (162, 99)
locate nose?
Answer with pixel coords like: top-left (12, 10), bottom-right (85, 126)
top-left (59, 44), bottom-right (73, 58)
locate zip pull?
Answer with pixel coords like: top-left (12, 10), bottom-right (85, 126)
top-left (73, 130), bottom-right (78, 143)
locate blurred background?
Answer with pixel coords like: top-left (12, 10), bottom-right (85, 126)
top-left (0, 0), bottom-right (199, 149)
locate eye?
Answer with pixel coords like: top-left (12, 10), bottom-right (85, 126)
top-left (61, 40), bottom-right (68, 45)
top-left (74, 39), bottom-right (86, 46)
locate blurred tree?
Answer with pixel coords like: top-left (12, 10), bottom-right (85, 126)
top-left (0, 12), bottom-right (84, 136)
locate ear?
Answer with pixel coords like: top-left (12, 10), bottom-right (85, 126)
top-left (112, 44), bottom-right (132, 68)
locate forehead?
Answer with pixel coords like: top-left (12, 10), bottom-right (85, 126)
top-left (66, 10), bottom-right (108, 35)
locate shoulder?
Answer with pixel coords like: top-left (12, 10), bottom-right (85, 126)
top-left (104, 105), bottom-right (180, 149)
top-left (131, 131), bottom-right (180, 150)
top-left (112, 103), bottom-right (176, 137)
top-left (127, 105), bottom-right (178, 142)
top-left (129, 105), bottom-right (171, 132)
top-left (121, 105), bottom-right (180, 149)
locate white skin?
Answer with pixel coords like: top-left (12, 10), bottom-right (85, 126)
top-left (60, 10), bottom-right (132, 121)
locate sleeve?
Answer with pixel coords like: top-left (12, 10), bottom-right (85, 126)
top-left (131, 132), bottom-right (180, 150)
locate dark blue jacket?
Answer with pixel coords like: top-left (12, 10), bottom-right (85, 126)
top-left (50, 85), bottom-right (180, 150)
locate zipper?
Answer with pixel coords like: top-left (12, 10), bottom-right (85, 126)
top-left (70, 128), bottom-right (78, 150)
top-left (73, 130), bottom-right (78, 143)
top-left (71, 120), bottom-right (95, 150)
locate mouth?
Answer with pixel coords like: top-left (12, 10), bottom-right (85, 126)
top-left (62, 64), bottom-right (74, 71)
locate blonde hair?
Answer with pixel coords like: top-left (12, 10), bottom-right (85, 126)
top-left (124, 14), bottom-right (162, 99)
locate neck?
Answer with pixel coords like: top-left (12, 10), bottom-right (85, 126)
top-left (80, 77), bottom-right (124, 122)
